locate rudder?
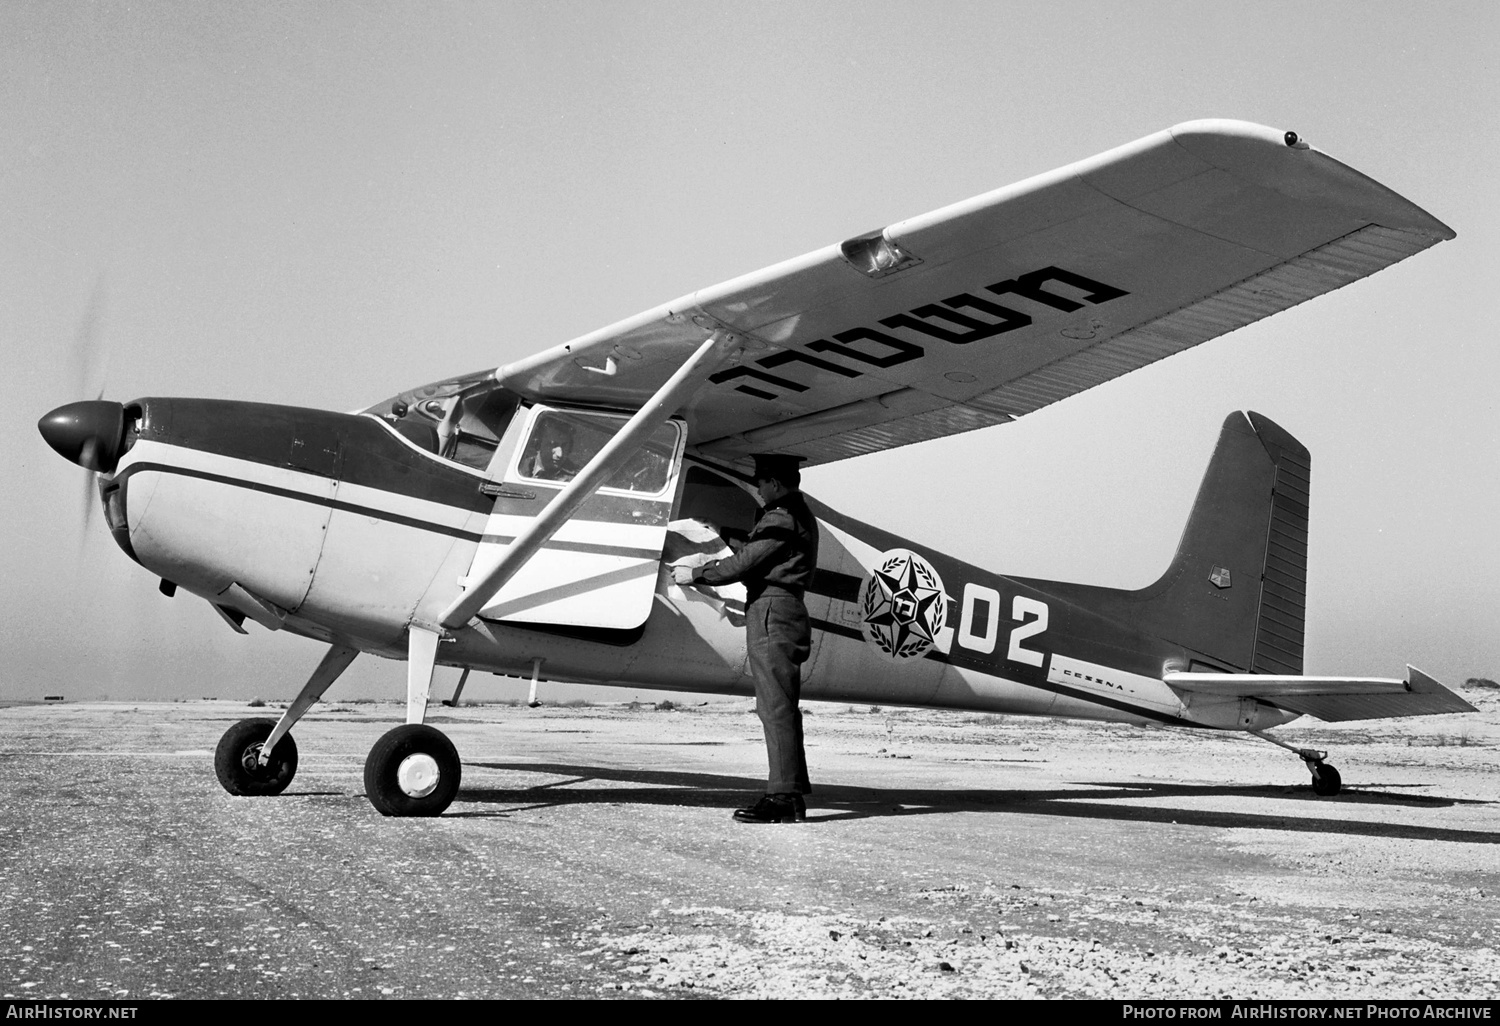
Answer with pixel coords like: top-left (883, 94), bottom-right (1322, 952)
top-left (1246, 412), bottom-right (1310, 674)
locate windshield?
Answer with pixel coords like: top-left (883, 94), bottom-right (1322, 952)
top-left (363, 370), bottom-right (521, 471)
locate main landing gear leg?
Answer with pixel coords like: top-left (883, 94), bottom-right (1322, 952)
top-left (214, 643), bottom-right (359, 796)
top-left (1251, 730), bottom-right (1342, 797)
top-left (363, 626), bottom-right (462, 817)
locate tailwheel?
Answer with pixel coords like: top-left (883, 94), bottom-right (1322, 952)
top-left (364, 724), bottom-right (461, 817)
top-left (215, 718), bottom-right (298, 796)
top-left (1310, 761), bottom-right (1342, 797)
top-left (1252, 733), bottom-right (1345, 798)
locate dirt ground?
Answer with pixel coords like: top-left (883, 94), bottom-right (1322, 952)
top-left (0, 689), bottom-right (1496, 1000)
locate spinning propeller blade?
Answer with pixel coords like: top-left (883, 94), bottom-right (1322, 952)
top-left (75, 278), bottom-right (110, 403)
top-left (41, 279), bottom-right (118, 536)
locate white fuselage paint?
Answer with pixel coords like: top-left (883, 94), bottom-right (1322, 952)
top-left (121, 439), bottom-right (334, 612)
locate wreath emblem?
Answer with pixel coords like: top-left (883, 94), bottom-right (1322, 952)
top-left (860, 549), bottom-right (947, 659)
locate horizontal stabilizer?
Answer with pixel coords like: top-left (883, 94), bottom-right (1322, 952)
top-left (1165, 666), bottom-right (1477, 721)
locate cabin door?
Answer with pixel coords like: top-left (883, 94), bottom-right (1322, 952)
top-left (462, 405), bottom-right (685, 630)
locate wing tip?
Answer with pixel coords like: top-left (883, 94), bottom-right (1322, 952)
top-left (1407, 665), bottom-right (1481, 713)
top-left (1167, 119), bottom-right (1455, 241)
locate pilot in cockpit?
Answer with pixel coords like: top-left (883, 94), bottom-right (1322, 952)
top-left (523, 416), bottom-right (581, 482)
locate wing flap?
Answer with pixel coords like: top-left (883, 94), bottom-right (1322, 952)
top-left (493, 121), bottom-right (1453, 467)
top-left (1165, 666), bottom-right (1477, 722)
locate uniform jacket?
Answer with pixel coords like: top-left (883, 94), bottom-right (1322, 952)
top-left (694, 491), bottom-right (819, 602)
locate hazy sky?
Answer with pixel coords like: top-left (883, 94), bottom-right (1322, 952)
top-left (4, 1), bottom-right (1497, 703)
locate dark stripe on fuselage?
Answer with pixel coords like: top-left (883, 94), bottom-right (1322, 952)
top-left (116, 461), bottom-right (661, 559)
top-left (809, 568), bottom-right (862, 603)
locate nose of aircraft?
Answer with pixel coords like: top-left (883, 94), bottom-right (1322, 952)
top-left (38, 400), bottom-right (128, 473)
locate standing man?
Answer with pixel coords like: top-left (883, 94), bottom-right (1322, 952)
top-left (673, 454), bottom-right (819, 823)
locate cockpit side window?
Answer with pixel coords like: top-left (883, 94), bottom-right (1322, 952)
top-left (515, 409), bottom-right (681, 495)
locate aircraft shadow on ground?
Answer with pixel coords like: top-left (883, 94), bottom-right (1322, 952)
top-left (456, 761), bottom-right (1500, 844)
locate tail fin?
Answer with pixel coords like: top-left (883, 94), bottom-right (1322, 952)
top-left (1139, 411), bottom-right (1310, 672)
top-left (1031, 412), bottom-right (1312, 671)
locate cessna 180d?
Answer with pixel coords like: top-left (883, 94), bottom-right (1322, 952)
top-left (39, 120), bottom-right (1473, 817)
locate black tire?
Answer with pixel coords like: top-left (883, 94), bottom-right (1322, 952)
top-left (215, 718), bottom-right (298, 796)
top-left (363, 724), bottom-right (461, 817)
top-left (1310, 763), bottom-right (1342, 797)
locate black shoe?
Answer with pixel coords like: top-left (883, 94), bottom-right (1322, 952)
top-left (732, 793), bottom-right (806, 824)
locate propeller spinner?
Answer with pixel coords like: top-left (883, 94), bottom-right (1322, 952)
top-left (38, 400), bottom-right (129, 473)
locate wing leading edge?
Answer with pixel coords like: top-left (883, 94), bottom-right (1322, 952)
top-left (495, 120), bottom-right (1453, 468)
top-left (1165, 667), bottom-right (1477, 722)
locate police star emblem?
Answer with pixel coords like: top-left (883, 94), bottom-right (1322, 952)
top-left (860, 549), bottom-right (948, 659)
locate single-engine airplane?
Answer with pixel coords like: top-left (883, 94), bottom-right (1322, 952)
top-left (39, 120), bottom-right (1475, 817)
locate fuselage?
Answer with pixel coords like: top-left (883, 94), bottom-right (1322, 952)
top-left (95, 394), bottom-right (1296, 733)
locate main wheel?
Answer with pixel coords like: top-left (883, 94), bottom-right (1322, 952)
top-left (1310, 762), bottom-right (1342, 797)
top-left (363, 724), bottom-right (461, 817)
top-left (215, 718), bottom-right (298, 796)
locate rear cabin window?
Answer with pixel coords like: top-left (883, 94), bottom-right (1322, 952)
top-left (516, 410), bottom-right (680, 495)
top-left (677, 464), bottom-right (758, 537)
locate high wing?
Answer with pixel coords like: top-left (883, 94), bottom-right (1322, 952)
top-left (492, 120), bottom-right (1452, 468)
top-left (1165, 667), bottom-right (1477, 722)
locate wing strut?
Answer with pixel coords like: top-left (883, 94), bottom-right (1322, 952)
top-left (441, 667), bottom-right (471, 708)
top-left (439, 330), bottom-right (742, 630)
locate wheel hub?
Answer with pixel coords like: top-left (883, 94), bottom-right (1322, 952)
top-left (240, 743), bottom-right (264, 774)
top-left (396, 753), bottom-right (441, 798)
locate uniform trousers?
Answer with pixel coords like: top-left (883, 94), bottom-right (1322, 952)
top-left (746, 590), bottom-right (812, 795)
